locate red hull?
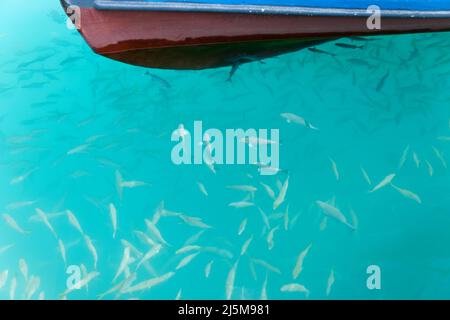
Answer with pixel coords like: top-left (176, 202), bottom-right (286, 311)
top-left (67, 5), bottom-right (450, 69)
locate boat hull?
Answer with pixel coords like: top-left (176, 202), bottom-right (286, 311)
top-left (62, 1), bottom-right (450, 69)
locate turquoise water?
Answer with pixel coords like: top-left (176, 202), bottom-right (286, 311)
top-left (1, 0), bottom-right (450, 300)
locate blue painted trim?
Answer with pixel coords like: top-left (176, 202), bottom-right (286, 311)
top-left (99, 0), bottom-right (450, 11)
top-left (94, 0), bottom-right (450, 17)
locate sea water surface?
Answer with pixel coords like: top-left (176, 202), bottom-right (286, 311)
top-left (1, 0), bottom-right (450, 300)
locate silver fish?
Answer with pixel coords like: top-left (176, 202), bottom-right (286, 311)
top-left (316, 201), bottom-right (354, 230)
top-left (84, 235), bottom-right (98, 269)
top-left (280, 283), bottom-right (310, 297)
top-left (66, 210), bottom-right (84, 235)
top-left (226, 261), bottom-right (239, 300)
top-left (2, 214), bottom-right (28, 234)
top-left (35, 208), bottom-right (57, 237)
top-left (369, 173), bottom-right (396, 193)
top-left (176, 252), bottom-right (200, 270)
top-left (273, 176), bottom-right (289, 210)
top-left (292, 243), bottom-right (312, 279)
top-left (122, 272), bottom-right (175, 294)
top-left (390, 183), bottom-right (422, 204)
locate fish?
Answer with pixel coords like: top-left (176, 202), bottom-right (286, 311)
top-left (176, 252), bottom-right (200, 270)
top-left (19, 259), bottom-right (28, 280)
top-left (84, 235), bottom-right (98, 269)
top-left (241, 136), bottom-right (278, 147)
top-left (284, 205), bottom-right (290, 231)
top-left (121, 180), bottom-right (148, 188)
top-left (203, 247), bottom-right (233, 260)
top-left (10, 168), bottom-right (36, 185)
top-left (137, 244), bottom-right (162, 269)
top-left (413, 152), bottom-right (420, 168)
top-left (179, 215), bottom-right (212, 229)
top-left (376, 71), bottom-right (389, 92)
top-left (61, 271), bottom-right (100, 297)
top-left (228, 201), bottom-right (255, 208)
top-left (326, 269), bottom-right (335, 296)
top-left (398, 145), bottom-right (410, 169)
top-left (329, 158), bottom-right (339, 181)
top-left (2, 214), bottom-right (29, 234)
top-left (145, 219), bottom-right (169, 245)
top-left (109, 203), bottom-right (118, 239)
top-left (67, 144), bottom-right (90, 155)
top-left (58, 239), bottom-right (67, 266)
top-left (25, 276), bottom-right (40, 300)
top-left (335, 43), bottom-right (364, 49)
top-left (319, 217), bottom-right (328, 231)
top-left (425, 160), bottom-right (434, 177)
top-left (9, 276), bottom-right (16, 300)
top-left (308, 47), bottom-right (335, 57)
top-left (316, 201), bottom-right (355, 230)
top-left (85, 134), bottom-right (106, 143)
top-left (280, 283), bottom-right (310, 297)
top-left (35, 208), bottom-right (57, 237)
top-left (0, 270), bottom-right (8, 289)
top-left (251, 258), bottom-right (281, 274)
top-left (432, 146), bottom-right (447, 168)
top-left (66, 210), bottom-right (84, 235)
top-left (226, 261), bottom-right (239, 300)
top-left (257, 207), bottom-right (271, 230)
top-left (238, 218), bottom-right (248, 236)
top-left (260, 182), bottom-right (275, 199)
top-left (227, 56), bottom-right (264, 81)
top-left (29, 211), bottom-right (65, 223)
top-left (249, 261), bottom-right (258, 281)
top-left (204, 260), bottom-right (214, 278)
top-left (80, 265), bottom-right (89, 292)
top-left (292, 243), bottom-right (312, 280)
top-left (121, 239), bottom-right (143, 259)
top-left (226, 185), bottom-right (258, 192)
top-left (115, 170), bottom-right (123, 200)
top-left (144, 71), bottom-right (171, 89)
top-left (281, 113), bottom-right (318, 130)
top-left (390, 183), bottom-right (422, 204)
top-left (0, 244), bottom-right (14, 255)
top-left (113, 247), bottom-right (131, 282)
top-left (175, 289), bottom-right (183, 300)
top-left (267, 226), bottom-right (279, 250)
top-left (273, 176), bottom-right (289, 210)
top-left (360, 166), bottom-right (372, 185)
top-left (197, 181), bottom-right (208, 196)
top-left (260, 274), bottom-right (268, 300)
top-left (240, 236), bottom-right (253, 256)
top-left (349, 208), bottom-right (359, 231)
top-left (369, 173), bottom-right (396, 193)
top-left (6, 200), bottom-right (36, 211)
top-left (175, 245), bottom-right (201, 255)
top-left (134, 230), bottom-right (157, 247)
top-left (122, 272), bottom-right (175, 294)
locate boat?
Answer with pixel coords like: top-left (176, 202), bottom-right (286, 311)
top-left (60, 0), bottom-right (450, 69)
